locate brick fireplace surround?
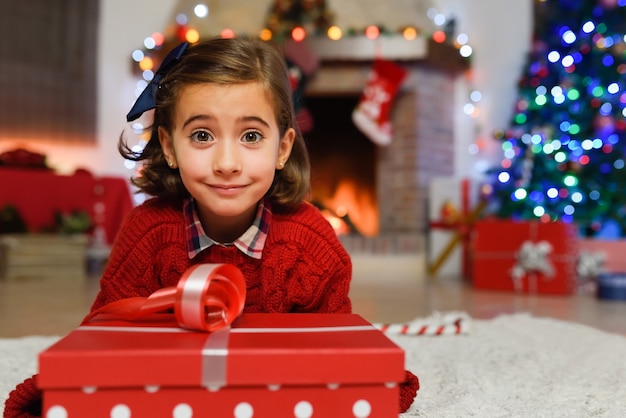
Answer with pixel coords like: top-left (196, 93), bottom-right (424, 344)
top-left (304, 37), bottom-right (469, 254)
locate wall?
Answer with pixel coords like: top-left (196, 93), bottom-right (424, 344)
top-left (0, 0), bottom-right (531, 190)
top-left (0, 0), bottom-right (177, 186)
top-left (435, 0), bottom-right (533, 175)
top-left (94, 0), bottom-right (177, 182)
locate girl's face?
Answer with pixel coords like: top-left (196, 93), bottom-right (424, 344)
top-left (159, 81), bottom-right (294, 243)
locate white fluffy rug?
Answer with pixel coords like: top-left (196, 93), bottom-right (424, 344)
top-left (2, 313), bottom-right (626, 417)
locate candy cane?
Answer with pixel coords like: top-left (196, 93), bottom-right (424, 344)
top-left (373, 313), bottom-right (470, 336)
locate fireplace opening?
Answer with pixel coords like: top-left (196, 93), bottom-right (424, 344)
top-left (304, 95), bottom-right (379, 236)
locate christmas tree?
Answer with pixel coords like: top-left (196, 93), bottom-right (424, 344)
top-left (486, 0), bottom-right (626, 238)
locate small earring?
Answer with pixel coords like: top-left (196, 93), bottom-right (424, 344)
top-left (168, 161), bottom-right (174, 168)
top-left (278, 161), bottom-right (285, 168)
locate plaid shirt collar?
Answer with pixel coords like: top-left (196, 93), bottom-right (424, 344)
top-left (184, 198), bottom-right (271, 260)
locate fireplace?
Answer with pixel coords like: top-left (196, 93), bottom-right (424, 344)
top-left (306, 95), bottom-right (379, 237)
top-left (301, 38), bottom-right (469, 254)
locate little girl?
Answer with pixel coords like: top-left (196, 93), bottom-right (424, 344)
top-left (4, 36), bottom-right (418, 416)
top-left (94, 36), bottom-right (351, 316)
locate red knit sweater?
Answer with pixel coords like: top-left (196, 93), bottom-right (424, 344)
top-left (3, 198), bottom-right (419, 417)
top-left (91, 198), bottom-right (352, 314)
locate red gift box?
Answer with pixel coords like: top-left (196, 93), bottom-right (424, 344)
top-left (472, 219), bottom-right (579, 294)
top-left (578, 238), bottom-right (626, 273)
top-left (38, 313), bottom-right (405, 417)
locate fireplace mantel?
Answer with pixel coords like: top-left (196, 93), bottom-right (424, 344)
top-left (306, 35), bottom-right (428, 61)
top-left (305, 35), bottom-right (469, 68)
top-left (306, 36), bottom-right (470, 95)
top-left (303, 36), bottom-right (469, 95)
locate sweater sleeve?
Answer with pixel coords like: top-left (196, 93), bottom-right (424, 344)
top-left (266, 203), bottom-right (352, 314)
top-left (298, 206), bottom-right (352, 313)
top-left (284, 240), bottom-right (352, 314)
top-left (89, 200), bottom-right (188, 312)
top-left (302, 236), bottom-right (352, 314)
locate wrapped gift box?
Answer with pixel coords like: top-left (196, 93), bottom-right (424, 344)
top-left (39, 313), bottom-right (405, 417)
top-left (428, 177), bottom-right (485, 279)
top-left (597, 273), bottom-right (626, 301)
top-left (472, 219), bottom-right (579, 294)
top-left (578, 238), bottom-right (626, 273)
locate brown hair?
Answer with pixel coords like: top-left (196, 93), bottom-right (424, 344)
top-left (119, 36), bottom-right (310, 210)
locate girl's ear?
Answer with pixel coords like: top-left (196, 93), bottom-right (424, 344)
top-left (158, 126), bottom-right (177, 169)
top-left (276, 127), bottom-right (295, 170)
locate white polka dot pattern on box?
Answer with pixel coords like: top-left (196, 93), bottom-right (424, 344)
top-left (46, 392), bottom-right (385, 416)
top-left (46, 405), bottom-right (67, 418)
top-left (234, 402), bottom-right (254, 418)
top-left (173, 403), bottom-right (193, 418)
top-left (294, 400), bottom-right (313, 418)
top-left (110, 404), bottom-right (131, 418)
top-left (352, 399), bottom-right (372, 418)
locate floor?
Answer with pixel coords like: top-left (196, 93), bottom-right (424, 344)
top-left (1, 253), bottom-right (625, 338)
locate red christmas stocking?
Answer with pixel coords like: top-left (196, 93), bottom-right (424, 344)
top-left (352, 59), bottom-right (407, 146)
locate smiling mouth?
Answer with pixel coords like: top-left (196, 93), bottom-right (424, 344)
top-left (210, 184), bottom-right (248, 194)
top-left (213, 184), bottom-right (244, 189)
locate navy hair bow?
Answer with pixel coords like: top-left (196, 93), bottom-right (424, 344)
top-left (126, 42), bottom-right (190, 122)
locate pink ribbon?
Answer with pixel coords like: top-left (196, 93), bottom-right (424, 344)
top-left (82, 264), bottom-right (246, 332)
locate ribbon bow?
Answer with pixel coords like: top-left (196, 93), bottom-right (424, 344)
top-left (510, 240), bottom-right (555, 281)
top-left (126, 41), bottom-right (190, 122)
top-left (82, 264), bottom-right (246, 332)
top-left (577, 250), bottom-right (605, 279)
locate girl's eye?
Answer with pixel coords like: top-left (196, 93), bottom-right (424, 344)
top-left (242, 131), bottom-right (264, 144)
top-left (190, 130), bottom-right (213, 143)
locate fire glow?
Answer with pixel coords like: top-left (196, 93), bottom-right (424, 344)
top-left (315, 180), bottom-right (378, 236)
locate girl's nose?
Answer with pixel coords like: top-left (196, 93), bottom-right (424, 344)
top-left (213, 141), bottom-right (241, 174)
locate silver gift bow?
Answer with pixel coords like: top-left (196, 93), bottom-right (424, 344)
top-left (510, 240), bottom-right (555, 283)
top-left (577, 250), bottom-right (606, 279)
